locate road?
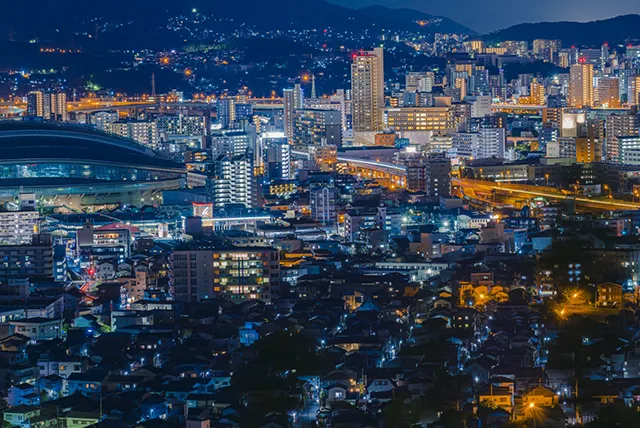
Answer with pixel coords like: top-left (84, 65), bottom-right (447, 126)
top-left (454, 178), bottom-right (640, 211)
top-left (294, 396), bottom-right (319, 428)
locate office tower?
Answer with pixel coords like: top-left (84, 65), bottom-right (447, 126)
top-left (283, 84), bottom-right (304, 141)
top-left (109, 120), bottom-right (159, 149)
top-left (210, 130), bottom-right (250, 158)
top-left (568, 63), bottom-right (594, 108)
top-left (605, 114), bottom-right (639, 162)
top-left (310, 186), bottom-right (338, 225)
top-left (478, 127), bottom-right (506, 159)
top-left (596, 77), bottom-right (620, 108)
top-left (292, 109), bottom-right (341, 150)
top-left (265, 138), bottom-right (291, 180)
top-left (171, 246), bottom-right (280, 303)
top-left (216, 98), bottom-right (236, 129)
top-left (425, 157), bottom-right (451, 197)
top-left (386, 106), bottom-right (454, 132)
top-left (351, 47), bottom-right (384, 132)
top-left (530, 79), bottom-right (545, 105)
top-left (210, 154), bottom-right (255, 208)
top-left (26, 91), bottom-right (44, 117)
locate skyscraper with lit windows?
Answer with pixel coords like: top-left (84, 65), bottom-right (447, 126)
top-left (351, 48), bottom-right (384, 132)
top-left (568, 62), bottom-right (594, 108)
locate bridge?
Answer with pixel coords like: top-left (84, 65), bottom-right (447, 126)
top-left (453, 178), bottom-right (640, 211)
top-left (336, 156), bottom-right (407, 189)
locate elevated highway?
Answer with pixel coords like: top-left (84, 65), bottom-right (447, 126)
top-left (453, 178), bottom-right (640, 211)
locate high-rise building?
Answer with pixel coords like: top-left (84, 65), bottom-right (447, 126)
top-left (47, 92), bottom-right (68, 122)
top-left (605, 114), bottom-right (639, 162)
top-left (568, 63), bottom-right (594, 108)
top-left (209, 154), bottom-right (255, 208)
top-left (0, 194), bottom-right (40, 246)
top-left (157, 114), bottom-right (207, 136)
top-left (529, 79), bottom-right (546, 105)
top-left (265, 138), bottom-right (291, 180)
top-left (26, 91), bottom-right (67, 121)
top-left (210, 130), bottom-right (250, 158)
top-left (171, 245), bottom-right (280, 303)
top-left (310, 186), bottom-right (337, 225)
top-left (292, 109), bottom-right (342, 150)
top-left (351, 48), bottom-right (384, 132)
top-left (615, 136), bottom-right (640, 165)
top-left (109, 120), bottom-right (159, 149)
top-left (283, 84), bottom-right (304, 141)
top-left (89, 111), bottom-right (119, 132)
top-left (628, 75), bottom-right (640, 106)
top-left (216, 98), bottom-right (236, 129)
top-left (26, 91), bottom-right (44, 117)
top-left (478, 127), bottom-right (506, 159)
top-left (425, 157), bottom-right (451, 197)
top-left (596, 77), bottom-right (620, 108)
top-left (0, 234), bottom-right (53, 282)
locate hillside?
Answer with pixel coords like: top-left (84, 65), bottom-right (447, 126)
top-left (484, 14), bottom-right (640, 46)
top-left (1, 0), bottom-right (474, 48)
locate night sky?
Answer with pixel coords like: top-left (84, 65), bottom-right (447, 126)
top-left (329, 0), bottom-right (640, 33)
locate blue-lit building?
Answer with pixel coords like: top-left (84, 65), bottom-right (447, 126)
top-left (0, 121), bottom-right (185, 207)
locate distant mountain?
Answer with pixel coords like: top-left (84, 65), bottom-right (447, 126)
top-left (1, 0), bottom-right (474, 48)
top-left (484, 14), bottom-right (640, 46)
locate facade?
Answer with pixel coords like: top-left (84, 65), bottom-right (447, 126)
top-left (568, 63), bottom-right (594, 108)
top-left (76, 224), bottom-right (132, 259)
top-left (0, 209), bottom-right (39, 246)
top-left (216, 98), bottom-right (236, 129)
top-left (283, 84), bottom-right (304, 141)
top-left (171, 246), bottom-right (280, 303)
top-left (209, 154), bottom-right (255, 208)
top-left (27, 91), bottom-right (67, 121)
top-left (0, 234), bottom-right (54, 281)
top-left (425, 158), bottom-right (451, 197)
top-left (210, 130), bottom-right (250, 158)
top-left (157, 115), bottom-right (207, 136)
top-left (351, 48), bottom-right (384, 132)
top-left (10, 317), bottom-right (63, 340)
top-left (478, 127), bottom-right (506, 159)
top-left (386, 107), bottom-right (454, 132)
top-left (109, 120), bottom-right (159, 149)
top-left (605, 114), bottom-right (639, 162)
top-left (310, 186), bottom-right (337, 225)
top-left (292, 109), bottom-right (342, 150)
